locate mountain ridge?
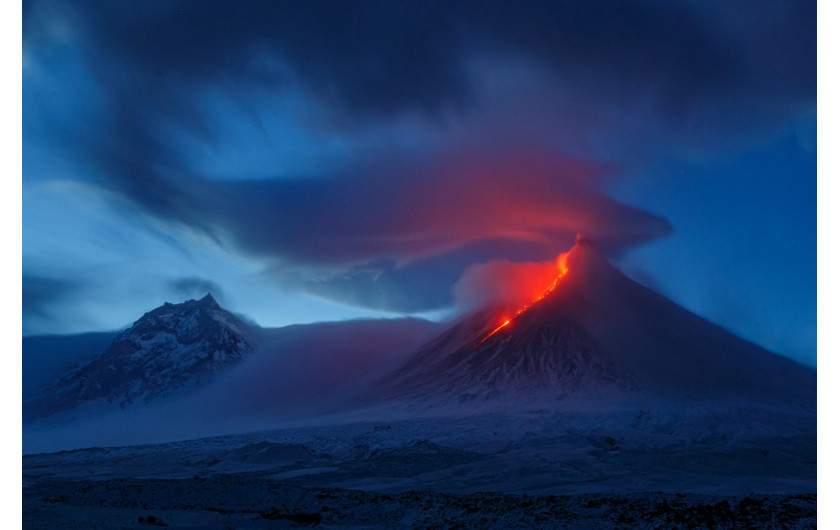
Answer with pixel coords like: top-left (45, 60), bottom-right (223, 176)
top-left (24, 293), bottom-right (257, 422)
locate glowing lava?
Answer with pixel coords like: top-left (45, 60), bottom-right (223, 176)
top-left (476, 252), bottom-right (570, 345)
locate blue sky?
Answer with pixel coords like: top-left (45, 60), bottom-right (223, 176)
top-left (22, 0), bottom-right (815, 366)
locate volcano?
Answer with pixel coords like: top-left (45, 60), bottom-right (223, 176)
top-left (383, 237), bottom-right (815, 409)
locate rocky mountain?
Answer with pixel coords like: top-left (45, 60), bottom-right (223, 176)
top-left (383, 238), bottom-right (815, 409)
top-left (24, 294), bottom-right (257, 421)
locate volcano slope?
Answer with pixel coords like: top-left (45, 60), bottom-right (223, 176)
top-left (383, 238), bottom-right (814, 411)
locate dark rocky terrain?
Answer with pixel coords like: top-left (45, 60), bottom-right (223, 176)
top-left (24, 475), bottom-right (816, 529)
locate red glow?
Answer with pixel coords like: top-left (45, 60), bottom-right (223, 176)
top-left (484, 319), bottom-right (512, 338)
top-left (476, 252), bottom-right (570, 345)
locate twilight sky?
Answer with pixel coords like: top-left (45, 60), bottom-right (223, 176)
top-left (22, 0), bottom-right (816, 366)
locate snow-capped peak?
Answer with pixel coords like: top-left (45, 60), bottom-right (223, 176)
top-left (24, 296), bottom-right (258, 421)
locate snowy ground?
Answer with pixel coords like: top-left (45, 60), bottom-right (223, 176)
top-left (24, 407), bottom-right (816, 493)
top-left (23, 407), bottom-right (815, 527)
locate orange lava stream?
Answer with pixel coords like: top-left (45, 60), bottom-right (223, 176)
top-left (476, 261), bottom-right (569, 345)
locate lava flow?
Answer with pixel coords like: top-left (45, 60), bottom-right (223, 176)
top-left (476, 252), bottom-right (570, 345)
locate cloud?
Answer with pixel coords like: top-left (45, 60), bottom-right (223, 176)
top-left (207, 147), bottom-right (671, 263)
top-left (22, 317), bottom-right (444, 452)
top-left (167, 277), bottom-right (226, 303)
top-left (22, 0), bottom-right (814, 314)
top-left (23, 275), bottom-right (87, 334)
top-left (26, 0), bottom-right (814, 134)
top-left (296, 237), bottom-right (559, 312)
top-left (23, 275), bottom-right (80, 318)
top-left (453, 258), bottom-right (562, 311)
top-left (151, 146), bottom-right (670, 312)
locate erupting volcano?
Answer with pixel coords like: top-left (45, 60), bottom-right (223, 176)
top-left (382, 236), bottom-right (815, 409)
top-left (477, 252), bottom-right (571, 345)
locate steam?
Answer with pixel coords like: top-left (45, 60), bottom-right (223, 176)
top-left (454, 246), bottom-right (573, 311)
top-left (23, 318), bottom-right (441, 453)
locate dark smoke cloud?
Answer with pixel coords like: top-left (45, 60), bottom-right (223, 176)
top-left (23, 0), bottom-right (814, 312)
top-left (25, 0), bottom-right (814, 120)
top-left (160, 148), bottom-right (670, 311)
top-left (26, 0), bottom-right (813, 140)
top-left (208, 148), bottom-right (670, 264)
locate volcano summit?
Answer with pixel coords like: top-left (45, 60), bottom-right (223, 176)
top-left (383, 237), bottom-right (815, 411)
